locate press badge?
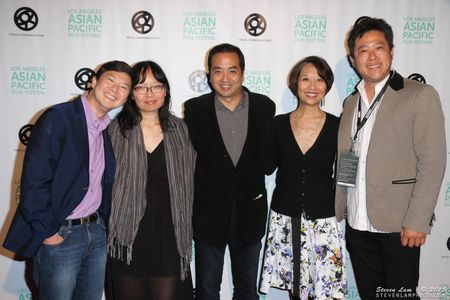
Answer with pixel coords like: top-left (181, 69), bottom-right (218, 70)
top-left (336, 151), bottom-right (359, 187)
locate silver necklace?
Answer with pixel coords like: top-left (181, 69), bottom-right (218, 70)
top-left (292, 111), bottom-right (324, 140)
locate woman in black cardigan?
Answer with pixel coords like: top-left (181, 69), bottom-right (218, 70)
top-left (259, 56), bottom-right (347, 299)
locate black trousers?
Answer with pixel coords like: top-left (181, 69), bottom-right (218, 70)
top-left (194, 202), bottom-right (261, 300)
top-left (345, 224), bottom-right (420, 300)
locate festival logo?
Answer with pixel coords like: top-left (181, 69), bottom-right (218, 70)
top-left (345, 71), bottom-right (360, 97)
top-left (131, 11), bottom-right (154, 34)
top-left (407, 73), bottom-right (426, 84)
top-left (188, 70), bottom-right (210, 93)
top-left (244, 13), bottom-right (266, 37)
top-left (244, 70), bottom-right (271, 95)
top-left (14, 7), bottom-right (38, 31)
top-left (294, 15), bottom-right (327, 43)
top-left (183, 11), bottom-right (216, 40)
top-left (17, 288), bottom-right (31, 300)
top-left (10, 66), bottom-right (46, 95)
top-left (67, 8), bottom-right (102, 38)
top-left (445, 182), bottom-right (450, 207)
top-left (345, 285), bottom-right (360, 299)
top-left (18, 124), bottom-right (33, 146)
top-left (74, 68), bottom-right (95, 91)
top-left (403, 16), bottom-right (435, 45)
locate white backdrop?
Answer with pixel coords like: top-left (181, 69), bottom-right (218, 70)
top-left (1, 1), bottom-right (449, 299)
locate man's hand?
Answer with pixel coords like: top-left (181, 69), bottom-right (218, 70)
top-left (400, 227), bottom-right (426, 247)
top-left (43, 233), bottom-right (64, 245)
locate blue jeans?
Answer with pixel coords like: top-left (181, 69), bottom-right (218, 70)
top-left (33, 217), bottom-right (107, 300)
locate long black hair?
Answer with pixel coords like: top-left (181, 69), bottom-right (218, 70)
top-left (116, 60), bottom-right (172, 136)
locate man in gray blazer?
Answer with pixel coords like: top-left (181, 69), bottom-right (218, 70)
top-left (336, 16), bottom-right (446, 299)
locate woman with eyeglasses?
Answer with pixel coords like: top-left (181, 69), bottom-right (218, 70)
top-left (106, 61), bottom-right (196, 300)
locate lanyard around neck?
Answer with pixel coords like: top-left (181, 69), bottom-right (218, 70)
top-left (351, 71), bottom-right (394, 145)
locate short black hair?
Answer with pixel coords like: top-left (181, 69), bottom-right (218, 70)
top-left (288, 56), bottom-right (334, 98)
top-left (207, 43), bottom-right (245, 73)
top-left (347, 16), bottom-right (394, 58)
top-left (95, 60), bottom-right (133, 81)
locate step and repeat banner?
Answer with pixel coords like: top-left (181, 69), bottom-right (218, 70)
top-left (1, 0), bottom-right (449, 299)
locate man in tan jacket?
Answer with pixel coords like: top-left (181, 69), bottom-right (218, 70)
top-left (336, 16), bottom-right (446, 300)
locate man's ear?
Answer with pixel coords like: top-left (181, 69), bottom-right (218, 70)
top-left (206, 72), bottom-right (214, 90)
top-left (91, 77), bottom-right (97, 89)
top-left (348, 55), bottom-right (355, 68)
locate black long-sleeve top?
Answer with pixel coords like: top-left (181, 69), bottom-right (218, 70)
top-left (268, 112), bottom-right (339, 220)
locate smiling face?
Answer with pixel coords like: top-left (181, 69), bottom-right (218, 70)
top-left (350, 30), bottom-right (394, 89)
top-left (133, 69), bottom-right (166, 114)
top-left (297, 63), bottom-right (327, 107)
top-left (88, 70), bottom-right (131, 117)
top-left (209, 52), bottom-right (244, 104)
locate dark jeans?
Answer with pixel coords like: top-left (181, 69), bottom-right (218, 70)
top-left (33, 218), bottom-right (107, 300)
top-left (346, 224), bottom-right (420, 300)
top-left (194, 204), bottom-right (261, 300)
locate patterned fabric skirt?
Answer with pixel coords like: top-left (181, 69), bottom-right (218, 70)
top-left (259, 210), bottom-right (347, 299)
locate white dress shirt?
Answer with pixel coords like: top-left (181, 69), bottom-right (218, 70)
top-left (346, 74), bottom-right (391, 232)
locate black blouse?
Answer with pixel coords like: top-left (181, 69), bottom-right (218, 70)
top-left (269, 112), bottom-right (339, 219)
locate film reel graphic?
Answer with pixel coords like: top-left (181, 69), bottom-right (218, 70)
top-left (244, 13), bottom-right (266, 36)
top-left (19, 124), bottom-right (33, 145)
top-left (14, 7), bottom-right (38, 31)
top-left (74, 68), bottom-right (95, 91)
top-left (131, 11), bottom-right (154, 34)
top-left (407, 73), bottom-right (426, 84)
top-left (188, 70), bottom-right (209, 93)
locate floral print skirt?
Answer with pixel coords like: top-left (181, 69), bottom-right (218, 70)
top-left (259, 210), bottom-right (347, 299)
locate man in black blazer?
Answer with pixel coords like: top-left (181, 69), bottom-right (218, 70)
top-left (184, 43), bottom-right (275, 300)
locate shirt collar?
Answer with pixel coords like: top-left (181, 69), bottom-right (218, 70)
top-left (81, 94), bottom-right (110, 133)
top-left (214, 91), bottom-right (248, 112)
top-left (356, 71), bottom-right (391, 107)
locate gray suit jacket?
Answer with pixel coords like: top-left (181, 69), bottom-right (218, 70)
top-left (335, 72), bottom-right (446, 234)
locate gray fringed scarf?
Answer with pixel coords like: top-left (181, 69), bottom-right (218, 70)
top-left (107, 114), bottom-right (196, 280)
